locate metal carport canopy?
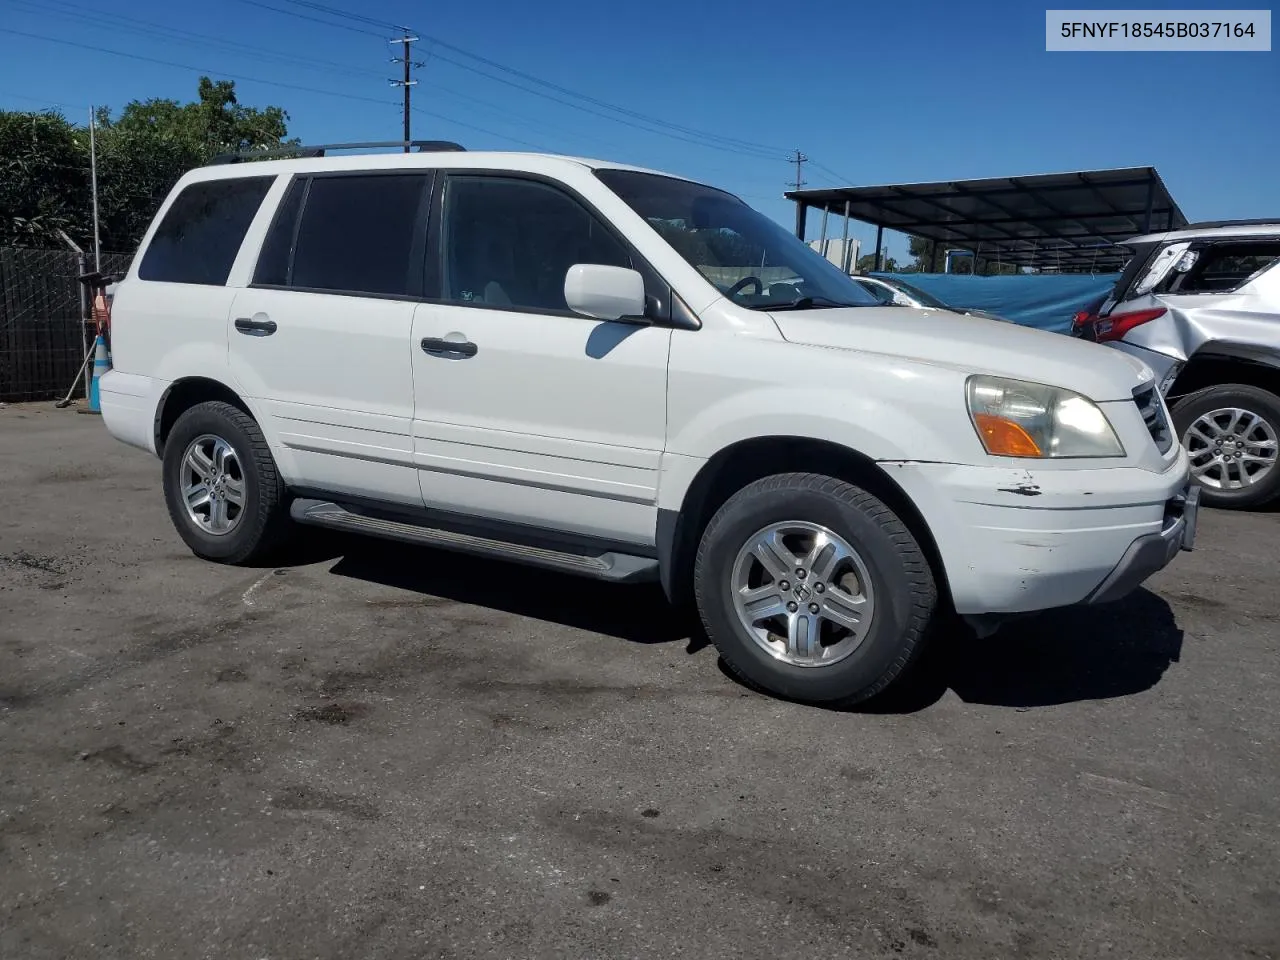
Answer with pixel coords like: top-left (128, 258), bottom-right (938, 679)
top-left (785, 167), bottom-right (1187, 272)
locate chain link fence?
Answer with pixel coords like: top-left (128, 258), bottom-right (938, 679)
top-left (0, 247), bottom-right (133, 403)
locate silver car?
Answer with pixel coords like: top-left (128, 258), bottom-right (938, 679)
top-left (853, 275), bottom-right (1010, 323)
top-left (1072, 220), bottom-right (1280, 509)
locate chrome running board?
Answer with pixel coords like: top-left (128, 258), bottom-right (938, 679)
top-left (290, 499), bottom-right (659, 583)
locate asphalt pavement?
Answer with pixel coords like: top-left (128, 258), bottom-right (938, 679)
top-left (1, 402), bottom-right (1277, 959)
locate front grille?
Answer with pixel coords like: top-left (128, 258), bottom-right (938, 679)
top-left (1134, 383), bottom-right (1173, 454)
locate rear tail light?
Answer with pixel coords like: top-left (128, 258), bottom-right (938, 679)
top-left (1093, 307), bottom-right (1166, 343)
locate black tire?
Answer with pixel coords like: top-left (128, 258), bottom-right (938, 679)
top-left (161, 400), bottom-right (292, 564)
top-left (1171, 384), bottom-right (1280, 510)
top-left (693, 473), bottom-right (936, 707)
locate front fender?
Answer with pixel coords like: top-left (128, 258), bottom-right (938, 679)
top-left (665, 332), bottom-right (981, 465)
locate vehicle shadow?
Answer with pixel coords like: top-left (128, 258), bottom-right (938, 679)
top-left (326, 538), bottom-right (691, 646)
top-left (316, 537), bottom-right (1182, 711)
top-left (857, 588), bottom-right (1184, 713)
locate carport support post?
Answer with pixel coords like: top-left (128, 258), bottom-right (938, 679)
top-left (840, 201), bottom-right (851, 273)
top-left (794, 201), bottom-right (807, 240)
top-left (874, 225), bottom-right (884, 272)
top-left (1142, 179), bottom-right (1154, 234)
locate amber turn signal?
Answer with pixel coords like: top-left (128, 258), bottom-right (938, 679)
top-left (972, 413), bottom-right (1043, 457)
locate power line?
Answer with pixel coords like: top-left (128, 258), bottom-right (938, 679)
top-left (225, 0), bottom-right (386, 37)
top-left (237, 0), bottom-right (790, 161)
top-left (0, 26), bottom-right (400, 109)
top-left (0, 0), bottom-right (616, 154)
top-left (0, 0), bottom-right (386, 82)
top-left (1, 25), bottom-right (570, 153)
top-left (0, 90), bottom-right (91, 111)
top-left (808, 159), bottom-right (854, 187)
top-left (277, 0), bottom-right (405, 31)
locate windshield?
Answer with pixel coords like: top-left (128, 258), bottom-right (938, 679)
top-left (595, 169), bottom-right (878, 310)
top-left (873, 276), bottom-right (949, 310)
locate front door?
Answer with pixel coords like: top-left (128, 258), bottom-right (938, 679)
top-left (411, 173), bottom-right (671, 546)
top-left (228, 171), bottom-right (433, 506)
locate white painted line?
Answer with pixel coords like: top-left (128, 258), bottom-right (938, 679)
top-left (241, 571), bottom-right (276, 607)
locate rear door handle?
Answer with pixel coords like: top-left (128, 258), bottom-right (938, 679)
top-left (421, 337), bottom-right (477, 358)
top-left (235, 316), bottom-right (277, 336)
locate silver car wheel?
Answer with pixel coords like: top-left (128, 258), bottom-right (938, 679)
top-left (180, 433), bottom-right (246, 535)
top-left (1184, 407), bottom-right (1279, 491)
top-left (730, 521), bottom-right (876, 668)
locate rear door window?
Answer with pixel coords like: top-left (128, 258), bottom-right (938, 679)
top-left (138, 176), bottom-right (273, 285)
top-left (1158, 240), bottom-right (1280, 294)
top-left (254, 173), bottom-right (432, 298)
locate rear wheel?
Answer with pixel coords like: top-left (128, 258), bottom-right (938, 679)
top-left (693, 473), bottom-right (936, 706)
top-left (162, 400), bottom-right (292, 564)
top-left (1172, 384), bottom-right (1280, 509)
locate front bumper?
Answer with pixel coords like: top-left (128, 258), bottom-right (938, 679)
top-left (1084, 483), bottom-right (1198, 603)
top-left (882, 451), bottom-right (1194, 616)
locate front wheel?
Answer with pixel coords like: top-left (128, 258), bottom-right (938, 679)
top-left (1172, 384), bottom-right (1280, 509)
top-left (693, 473), bottom-right (936, 706)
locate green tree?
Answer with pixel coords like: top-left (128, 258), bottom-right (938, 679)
top-left (0, 111), bottom-right (88, 246)
top-left (855, 253), bottom-right (898, 273)
top-left (0, 78), bottom-right (289, 250)
top-left (90, 78), bottom-right (290, 249)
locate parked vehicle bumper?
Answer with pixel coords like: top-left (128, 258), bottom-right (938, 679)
top-left (99, 370), bottom-right (165, 456)
top-left (882, 449), bottom-right (1195, 618)
top-left (1106, 340), bottom-right (1183, 396)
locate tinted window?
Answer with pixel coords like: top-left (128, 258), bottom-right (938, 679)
top-left (252, 177), bottom-right (306, 287)
top-left (138, 177), bottom-right (272, 285)
top-left (289, 174), bottom-right (430, 297)
top-left (442, 176), bottom-right (631, 312)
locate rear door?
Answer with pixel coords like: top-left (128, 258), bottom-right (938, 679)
top-left (228, 171), bottom-right (434, 506)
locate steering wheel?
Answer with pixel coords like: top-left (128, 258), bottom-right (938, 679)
top-left (726, 275), bottom-right (763, 298)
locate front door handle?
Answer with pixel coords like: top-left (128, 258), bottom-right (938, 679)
top-left (421, 337), bottom-right (477, 358)
top-left (235, 316), bottom-right (277, 336)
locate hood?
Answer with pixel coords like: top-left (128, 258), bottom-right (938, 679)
top-left (770, 307), bottom-right (1153, 402)
top-left (961, 307), bottom-right (1011, 324)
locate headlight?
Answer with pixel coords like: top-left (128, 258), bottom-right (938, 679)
top-left (966, 375), bottom-right (1125, 458)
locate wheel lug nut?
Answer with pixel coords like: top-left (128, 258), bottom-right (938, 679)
top-left (809, 603), bottom-right (820, 614)
top-left (786, 601), bottom-right (798, 613)
top-left (796, 569), bottom-right (807, 580)
top-left (815, 582), bottom-right (825, 593)
top-left (779, 580), bottom-right (790, 591)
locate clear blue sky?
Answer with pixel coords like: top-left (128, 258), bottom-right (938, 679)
top-left (1, 0), bottom-right (1276, 262)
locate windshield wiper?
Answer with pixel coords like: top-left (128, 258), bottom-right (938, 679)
top-left (766, 296), bottom-right (864, 311)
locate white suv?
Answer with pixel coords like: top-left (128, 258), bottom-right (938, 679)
top-left (99, 142), bottom-right (1198, 706)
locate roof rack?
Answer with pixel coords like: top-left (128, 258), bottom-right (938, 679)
top-left (1179, 218), bottom-right (1280, 230)
top-left (210, 140), bottom-right (466, 165)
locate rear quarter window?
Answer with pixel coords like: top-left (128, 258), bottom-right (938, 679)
top-left (138, 176), bottom-right (273, 285)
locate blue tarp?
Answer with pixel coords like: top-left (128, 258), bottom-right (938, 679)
top-left (873, 272), bottom-right (1121, 333)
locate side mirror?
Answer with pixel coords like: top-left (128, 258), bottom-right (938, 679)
top-left (564, 264), bottom-right (647, 323)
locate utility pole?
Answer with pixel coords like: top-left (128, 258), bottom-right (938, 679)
top-left (389, 33), bottom-right (421, 152)
top-left (89, 106), bottom-right (101, 271)
top-left (788, 149), bottom-right (809, 192)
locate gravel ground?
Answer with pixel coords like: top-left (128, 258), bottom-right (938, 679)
top-left (1, 402), bottom-right (1277, 960)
